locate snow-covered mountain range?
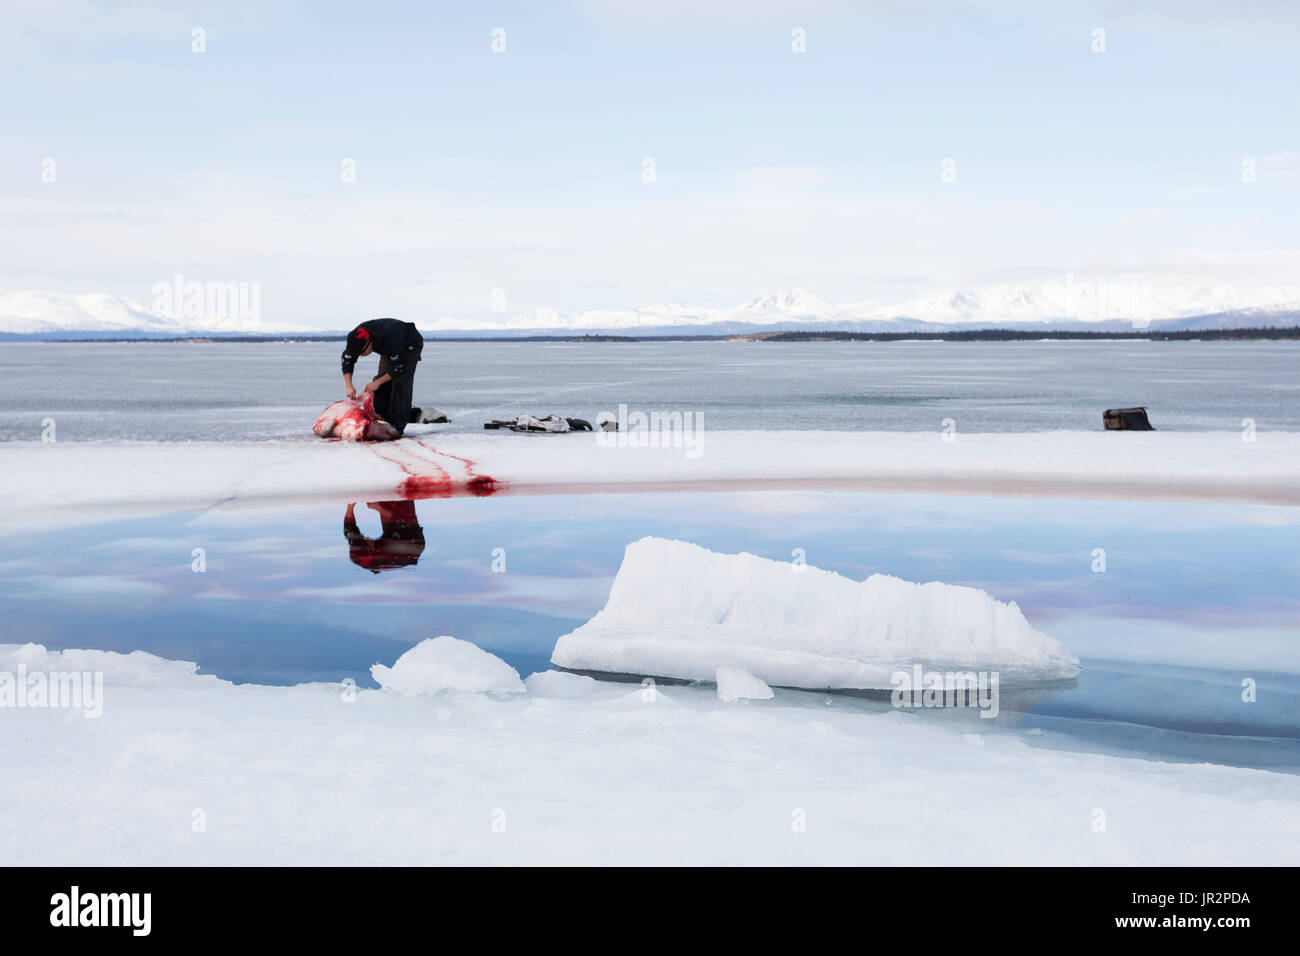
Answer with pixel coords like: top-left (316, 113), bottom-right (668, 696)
top-left (448, 285), bottom-right (1300, 334)
top-left (3, 285), bottom-right (1299, 339)
top-left (0, 290), bottom-right (315, 338)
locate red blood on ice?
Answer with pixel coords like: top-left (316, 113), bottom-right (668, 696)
top-left (464, 474), bottom-right (499, 496)
top-left (313, 395), bottom-right (501, 497)
top-left (414, 444), bottom-right (500, 496)
top-left (369, 439), bottom-right (502, 500)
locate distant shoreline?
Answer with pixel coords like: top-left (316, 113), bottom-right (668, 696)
top-left (3, 327), bottom-right (1300, 344)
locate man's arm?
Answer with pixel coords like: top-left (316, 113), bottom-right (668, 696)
top-left (341, 331), bottom-right (363, 397)
top-left (364, 372), bottom-right (392, 393)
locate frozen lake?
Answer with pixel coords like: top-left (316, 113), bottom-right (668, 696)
top-left (2, 339), bottom-right (1297, 441)
top-left (2, 487), bottom-right (1295, 772)
top-left (2, 339), bottom-right (1296, 780)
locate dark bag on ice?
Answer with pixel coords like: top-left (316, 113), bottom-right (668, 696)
top-left (1103, 407), bottom-right (1155, 431)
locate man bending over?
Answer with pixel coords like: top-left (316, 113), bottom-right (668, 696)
top-left (340, 317), bottom-right (439, 436)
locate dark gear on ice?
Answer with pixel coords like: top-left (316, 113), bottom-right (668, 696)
top-left (341, 318), bottom-right (425, 436)
top-left (1102, 406), bottom-right (1156, 431)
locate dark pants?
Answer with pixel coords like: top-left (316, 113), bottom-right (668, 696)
top-left (372, 338), bottom-right (422, 436)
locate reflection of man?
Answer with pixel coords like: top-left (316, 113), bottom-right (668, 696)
top-left (343, 501), bottom-right (426, 573)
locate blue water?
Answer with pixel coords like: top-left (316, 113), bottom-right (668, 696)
top-left (2, 488), bottom-right (1295, 771)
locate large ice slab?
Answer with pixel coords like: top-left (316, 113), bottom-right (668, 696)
top-left (552, 537), bottom-right (1078, 689)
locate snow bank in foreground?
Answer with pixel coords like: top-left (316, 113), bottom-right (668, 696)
top-left (371, 636), bottom-right (524, 696)
top-left (1, 641), bottom-right (1295, 866)
top-left (0, 642), bottom-right (218, 689)
top-left (552, 538), bottom-right (1078, 689)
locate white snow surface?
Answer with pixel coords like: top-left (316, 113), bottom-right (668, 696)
top-left (2, 640), bottom-right (1296, 865)
top-left (523, 669), bottom-right (602, 699)
top-left (371, 636), bottom-right (525, 696)
top-left (552, 538), bottom-right (1077, 688)
top-left (4, 429), bottom-right (1299, 530)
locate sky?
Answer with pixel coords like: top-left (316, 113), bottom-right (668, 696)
top-left (2, 0), bottom-right (1298, 329)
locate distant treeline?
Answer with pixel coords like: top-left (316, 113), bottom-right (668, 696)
top-left (748, 327), bottom-right (1300, 342)
top-left (10, 326), bottom-right (1300, 344)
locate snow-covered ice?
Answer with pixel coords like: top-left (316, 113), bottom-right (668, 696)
top-left (552, 538), bottom-right (1078, 689)
top-left (371, 636), bottom-right (525, 697)
top-left (4, 428), bottom-right (1300, 530)
top-left (2, 640), bottom-right (1296, 866)
top-left (523, 669), bottom-right (602, 699)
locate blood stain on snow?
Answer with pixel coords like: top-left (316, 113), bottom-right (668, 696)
top-left (369, 439), bottom-right (502, 500)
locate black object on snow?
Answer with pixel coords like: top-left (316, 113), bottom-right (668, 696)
top-left (1103, 407), bottom-right (1155, 430)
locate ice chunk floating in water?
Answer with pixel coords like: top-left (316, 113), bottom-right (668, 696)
top-left (552, 537), bottom-right (1078, 690)
top-left (313, 392), bottom-right (399, 442)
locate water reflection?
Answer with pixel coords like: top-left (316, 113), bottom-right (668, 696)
top-left (343, 501), bottom-right (425, 573)
top-left (1, 488), bottom-right (1296, 771)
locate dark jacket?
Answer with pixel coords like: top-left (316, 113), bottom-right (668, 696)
top-left (341, 318), bottom-right (423, 376)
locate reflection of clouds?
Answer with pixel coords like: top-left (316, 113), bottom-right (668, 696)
top-left (902, 547), bottom-right (958, 561)
top-left (1055, 616), bottom-right (1300, 675)
top-left (0, 555), bottom-right (61, 576)
top-left (438, 554), bottom-right (613, 582)
top-left (1074, 600), bottom-right (1300, 631)
top-left (473, 527), bottom-right (612, 553)
top-left (728, 491), bottom-right (830, 516)
top-left (1244, 509), bottom-right (1300, 528)
top-left (283, 580), bottom-right (421, 601)
top-left (281, 567), bottom-right (609, 619)
top-left (3, 574), bottom-right (167, 601)
top-left (193, 587), bottom-right (250, 601)
top-left (972, 574), bottom-right (1300, 633)
top-left (222, 535), bottom-right (332, 555)
top-left (80, 536), bottom-right (193, 555)
top-left (994, 548), bottom-right (1077, 565)
top-left (728, 493), bottom-right (1003, 534)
